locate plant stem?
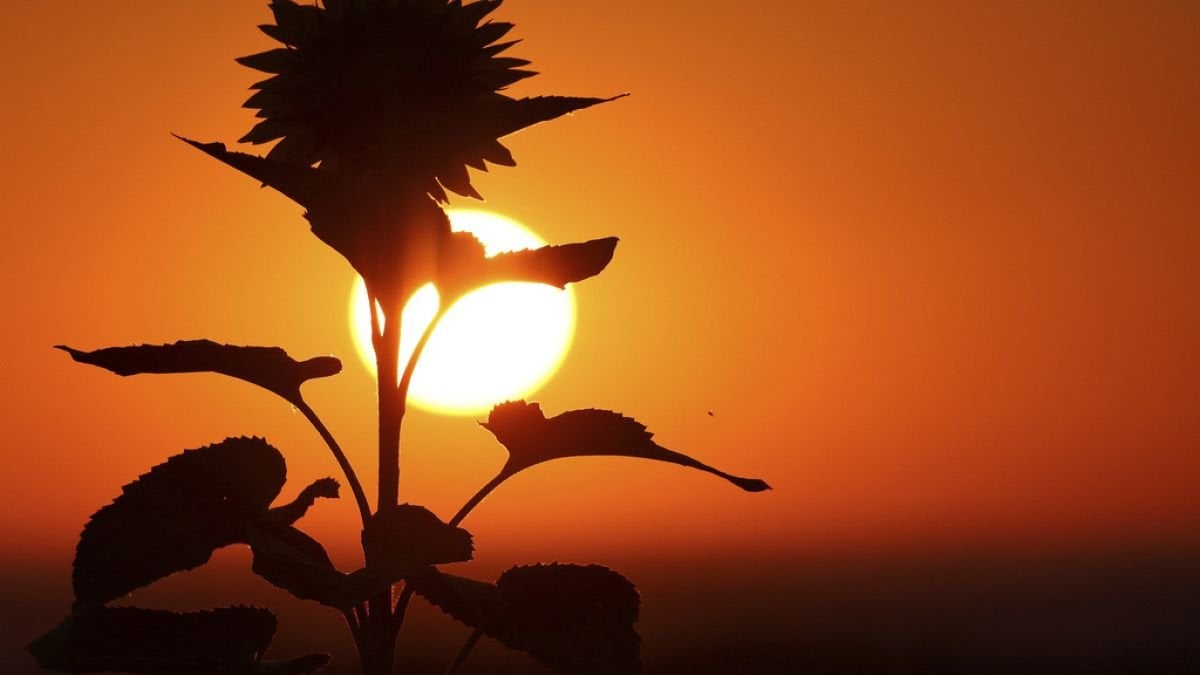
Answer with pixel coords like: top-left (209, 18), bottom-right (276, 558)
top-left (397, 305), bottom-right (448, 416)
top-left (294, 397), bottom-right (371, 525)
top-left (364, 288), bottom-right (402, 674)
top-left (449, 471), bottom-right (509, 527)
top-left (371, 294), bottom-right (450, 669)
top-left (360, 609), bottom-right (398, 675)
top-left (391, 583), bottom-right (416, 630)
top-left (376, 316), bottom-right (402, 510)
top-left (445, 628), bottom-right (484, 675)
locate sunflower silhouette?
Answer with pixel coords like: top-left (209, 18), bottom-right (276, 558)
top-left (238, 0), bottom-right (623, 201)
top-left (182, 0), bottom-right (624, 315)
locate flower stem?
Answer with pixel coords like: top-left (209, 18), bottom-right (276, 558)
top-left (294, 397), bottom-right (371, 525)
top-left (397, 305), bottom-right (448, 416)
top-left (445, 628), bottom-right (484, 675)
top-left (374, 295), bottom-right (402, 511)
top-left (449, 470), bottom-right (509, 527)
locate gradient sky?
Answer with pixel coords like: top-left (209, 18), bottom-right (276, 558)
top-left (1, 1), bottom-right (1198, 671)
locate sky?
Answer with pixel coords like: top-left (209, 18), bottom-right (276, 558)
top-left (1, 1), bottom-right (1198, 672)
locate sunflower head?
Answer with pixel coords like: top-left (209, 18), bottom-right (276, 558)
top-left (239, 0), bottom-right (620, 201)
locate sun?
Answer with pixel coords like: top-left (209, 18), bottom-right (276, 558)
top-left (349, 209), bottom-right (576, 415)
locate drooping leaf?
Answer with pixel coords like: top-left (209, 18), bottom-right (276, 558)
top-left (175, 136), bottom-right (329, 209)
top-left (26, 605), bottom-right (292, 675)
top-left (487, 94), bottom-right (629, 140)
top-left (57, 339), bottom-right (340, 406)
top-left (414, 563), bottom-right (641, 674)
top-left (477, 237), bottom-right (618, 289)
top-left (409, 567), bottom-right (501, 629)
top-left (481, 401), bottom-right (771, 491)
top-left (265, 476), bottom-right (340, 524)
top-left (361, 504), bottom-right (474, 572)
top-left (250, 512), bottom-right (468, 610)
top-left (248, 521), bottom-right (349, 608)
top-left (73, 437), bottom-right (337, 607)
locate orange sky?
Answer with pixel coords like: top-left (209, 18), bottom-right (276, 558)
top-left (1, 0), bottom-right (1198, 587)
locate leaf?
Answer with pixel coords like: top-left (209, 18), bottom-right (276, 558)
top-left (435, 232), bottom-right (618, 303)
top-left (251, 519), bottom-right (437, 610)
top-left (176, 136), bottom-right (329, 210)
top-left (414, 564), bottom-right (641, 675)
top-left (489, 94), bottom-right (629, 140)
top-left (73, 437), bottom-right (336, 607)
top-left (265, 476), bottom-right (340, 524)
top-left (482, 237), bottom-right (619, 289)
top-left (361, 504), bottom-right (474, 572)
top-left (481, 401), bottom-right (771, 492)
top-left (248, 521), bottom-right (349, 609)
top-left (409, 568), bottom-right (500, 628)
top-left (57, 339), bottom-right (340, 406)
top-left (27, 605), bottom-right (287, 675)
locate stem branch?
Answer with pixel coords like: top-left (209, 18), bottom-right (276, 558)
top-left (295, 398), bottom-right (371, 525)
top-left (445, 628), bottom-right (485, 675)
top-left (397, 306), bottom-right (448, 415)
top-left (449, 471), bottom-right (509, 528)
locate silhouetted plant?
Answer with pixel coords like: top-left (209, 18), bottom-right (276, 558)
top-left (29, 1), bottom-right (769, 673)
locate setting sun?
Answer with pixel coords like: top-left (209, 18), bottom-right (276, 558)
top-left (349, 210), bottom-right (576, 415)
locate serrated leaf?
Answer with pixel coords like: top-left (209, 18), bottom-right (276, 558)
top-left (27, 605), bottom-right (279, 675)
top-left (481, 237), bottom-right (618, 289)
top-left (409, 568), bottom-right (500, 628)
top-left (248, 521), bottom-right (349, 608)
top-left (266, 477), bottom-right (340, 524)
top-left (73, 437), bottom-right (335, 607)
top-left (434, 231), bottom-right (617, 305)
top-left (490, 94), bottom-right (628, 139)
top-left (361, 504), bottom-right (474, 572)
top-left (57, 339), bottom-right (339, 406)
top-left (480, 401), bottom-right (771, 493)
top-left (176, 136), bottom-right (328, 209)
top-left (414, 564), bottom-right (641, 674)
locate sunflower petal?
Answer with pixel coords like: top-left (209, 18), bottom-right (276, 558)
top-left (436, 162), bottom-right (483, 200)
top-left (236, 48), bottom-right (295, 74)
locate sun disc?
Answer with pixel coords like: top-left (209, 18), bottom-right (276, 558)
top-left (348, 210), bottom-right (576, 415)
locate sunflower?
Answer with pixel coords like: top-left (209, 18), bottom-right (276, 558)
top-left (237, 0), bottom-right (623, 202)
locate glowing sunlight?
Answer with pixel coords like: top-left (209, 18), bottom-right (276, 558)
top-left (349, 209), bottom-right (576, 415)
